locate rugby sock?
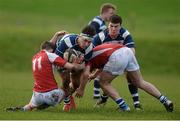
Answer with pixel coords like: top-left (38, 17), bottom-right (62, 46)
top-left (159, 95), bottom-right (168, 104)
top-left (115, 98), bottom-right (129, 110)
top-left (101, 94), bottom-right (108, 102)
top-left (93, 77), bottom-right (101, 99)
top-left (128, 82), bottom-right (140, 106)
top-left (64, 95), bottom-right (71, 105)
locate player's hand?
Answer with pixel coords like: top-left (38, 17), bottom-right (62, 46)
top-left (55, 30), bottom-right (68, 36)
top-left (73, 63), bottom-right (85, 71)
top-left (75, 88), bottom-right (84, 98)
top-left (88, 73), bottom-right (96, 80)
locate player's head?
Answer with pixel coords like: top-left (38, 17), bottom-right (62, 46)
top-left (41, 41), bottom-right (55, 52)
top-left (108, 14), bottom-right (122, 37)
top-left (100, 3), bottom-right (117, 21)
top-left (78, 25), bottom-right (96, 49)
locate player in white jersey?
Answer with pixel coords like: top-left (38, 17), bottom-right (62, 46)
top-left (5, 41), bottom-right (84, 111)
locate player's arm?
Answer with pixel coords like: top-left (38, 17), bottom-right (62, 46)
top-left (54, 40), bottom-right (68, 57)
top-left (54, 56), bottom-right (85, 72)
top-left (47, 51), bottom-right (84, 71)
top-left (49, 30), bottom-right (68, 46)
top-left (75, 65), bottom-right (91, 98)
top-left (64, 62), bottom-right (85, 72)
top-left (122, 28), bottom-right (136, 54)
top-left (88, 69), bottom-right (102, 80)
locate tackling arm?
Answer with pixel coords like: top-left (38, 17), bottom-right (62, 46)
top-left (49, 30), bottom-right (68, 46)
top-left (75, 65), bottom-right (91, 97)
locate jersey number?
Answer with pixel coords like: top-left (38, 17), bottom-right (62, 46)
top-left (33, 57), bottom-right (42, 71)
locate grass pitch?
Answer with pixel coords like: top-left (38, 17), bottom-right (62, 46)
top-left (0, 0), bottom-right (180, 119)
top-left (0, 71), bottom-right (179, 120)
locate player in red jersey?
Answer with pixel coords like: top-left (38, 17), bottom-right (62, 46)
top-left (6, 41), bottom-right (84, 111)
top-left (75, 43), bottom-right (173, 112)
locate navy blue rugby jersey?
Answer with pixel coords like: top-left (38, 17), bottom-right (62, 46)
top-left (92, 27), bottom-right (135, 48)
top-left (55, 34), bottom-right (93, 62)
top-left (88, 16), bottom-right (107, 34)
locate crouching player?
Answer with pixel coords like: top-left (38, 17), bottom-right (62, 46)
top-left (6, 41), bottom-right (84, 111)
top-left (75, 43), bottom-right (173, 112)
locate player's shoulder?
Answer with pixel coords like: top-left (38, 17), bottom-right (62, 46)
top-left (91, 16), bottom-right (103, 25)
top-left (59, 33), bottom-right (78, 45)
top-left (61, 33), bottom-right (77, 40)
top-left (45, 50), bottom-right (57, 57)
top-left (119, 27), bottom-right (130, 34)
top-left (45, 51), bottom-right (60, 63)
top-left (97, 29), bottom-right (108, 38)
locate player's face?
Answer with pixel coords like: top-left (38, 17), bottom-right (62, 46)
top-left (78, 36), bottom-right (91, 49)
top-left (105, 8), bottom-right (116, 21)
top-left (108, 22), bottom-right (121, 37)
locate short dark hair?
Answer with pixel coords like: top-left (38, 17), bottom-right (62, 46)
top-left (109, 14), bottom-right (122, 25)
top-left (41, 41), bottom-right (55, 50)
top-left (81, 25), bottom-right (96, 38)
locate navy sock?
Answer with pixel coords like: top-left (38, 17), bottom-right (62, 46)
top-left (64, 95), bottom-right (70, 104)
top-left (159, 95), bottom-right (168, 104)
top-left (115, 98), bottom-right (128, 110)
top-left (101, 94), bottom-right (108, 102)
top-left (94, 78), bottom-right (100, 98)
top-left (128, 82), bottom-right (140, 105)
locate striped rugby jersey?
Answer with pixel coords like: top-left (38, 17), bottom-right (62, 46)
top-left (55, 34), bottom-right (93, 62)
top-left (89, 16), bottom-right (107, 34)
top-left (92, 27), bottom-right (135, 48)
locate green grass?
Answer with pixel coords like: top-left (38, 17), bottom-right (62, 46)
top-left (0, 0), bottom-right (180, 73)
top-left (0, 0), bottom-right (180, 119)
top-left (0, 71), bottom-right (179, 120)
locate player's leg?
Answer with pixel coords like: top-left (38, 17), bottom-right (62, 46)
top-left (127, 70), bottom-right (173, 112)
top-left (126, 72), bottom-right (142, 110)
top-left (59, 70), bottom-right (72, 112)
top-left (96, 48), bottom-right (131, 111)
top-left (44, 88), bottom-right (65, 106)
top-left (93, 76), bottom-right (101, 99)
top-left (94, 93), bottom-right (109, 107)
top-left (126, 47), bottom-right (173, 112)
top-left (67, 70), bottom-right (83, 110)
top-left (24, 89), bottom-right (64, 111)
top-left (23, 92), bottom-right (43, 111)
top-left (99, 71), bottom-right (130, 111)
top-left (70, 70), bottom-right (83, 92)
top-left (59, 70), bottom-right (71, 94)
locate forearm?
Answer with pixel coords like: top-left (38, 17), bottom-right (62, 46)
top-left (79, 73), bottom-right (89, 91)
top-left (50, 31), bottom-right (67, 45)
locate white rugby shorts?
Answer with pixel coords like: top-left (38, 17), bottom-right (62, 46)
top-left (103, 47), bottom-right (139, 76)
top-left (30, 88), bottom-right (65, 107)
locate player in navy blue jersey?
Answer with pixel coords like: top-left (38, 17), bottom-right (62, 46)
top-left (92, 14), bottom-right (142, 110)
top-left (54, 25), bottom-right (96, 112)
top-left (88, 3), bottom-right (117, 101)
top-left (88, 3), bottom-right (116, 34)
